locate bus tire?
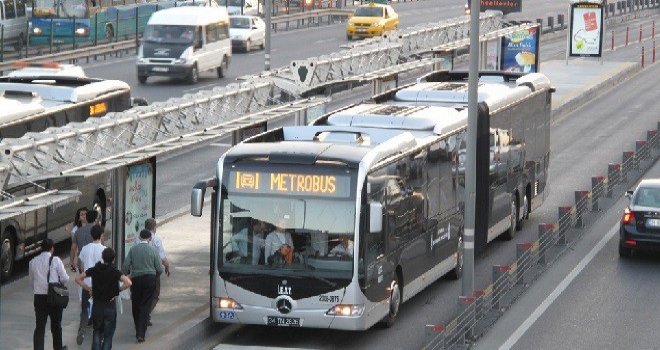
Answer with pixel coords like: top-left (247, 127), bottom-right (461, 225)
top-left (502, 195), bottom-right (518, 240)
top-left (383, 275), bottom-right (402, 328)
top-left (105, 25), bottom-right (114, 40)
top-left (138, 75), bottom-right (148, 84)
top-left (188, 64), bottom-right (199, 84)
top-left (447, 235), bottom-right (463, 280)
top-left (1, 228), bottom-right (16, 281)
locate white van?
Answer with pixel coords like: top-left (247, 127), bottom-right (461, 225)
top-left (137, 6), bottom-right (232, 84)
top-left (221, 0), bottom-right (260, 16)
top-left (1, 0), bottom-right (29, 49)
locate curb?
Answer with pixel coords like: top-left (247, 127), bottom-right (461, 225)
top-left (551, 62), bottom-right (642, 121)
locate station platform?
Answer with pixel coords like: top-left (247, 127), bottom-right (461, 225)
top-left (0, 58), bottom-right (643, 350)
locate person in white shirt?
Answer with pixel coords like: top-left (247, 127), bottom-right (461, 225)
top-left (329, 236), bottom-right (354, 258)
top-left (230, 219), bottom-right (266, 264)
top-left (29, 238), bottom-right (70, 350)
top-left (145, 218), bottom-right (170, 326)
top-left (264, 218), bottom-right (294, 265)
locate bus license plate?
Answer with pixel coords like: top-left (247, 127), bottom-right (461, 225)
top-left (152, 67), bottom-right (169, 72)
top-left (267, 316), bottom-right (301, 327)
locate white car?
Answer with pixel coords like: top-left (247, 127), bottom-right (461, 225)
top-left (230, 15), bottom-right (265, 52)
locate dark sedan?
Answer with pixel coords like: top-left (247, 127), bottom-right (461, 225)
top-left (619, 179), bottom-right (660, 257)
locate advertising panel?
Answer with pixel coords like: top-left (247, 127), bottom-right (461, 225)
top-left (484, 38), bottom-right (501, 70)
top-left (569, 2), bottom-right (604, 57)
top-left (123, 158), bottom-right (156, 257)
top-left (500, 25), bottom-right (540, 73)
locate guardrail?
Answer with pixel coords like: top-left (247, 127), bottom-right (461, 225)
top-left (423, 123), bottom-right (660, 350)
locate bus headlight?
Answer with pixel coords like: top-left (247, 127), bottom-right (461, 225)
top-left (216, 297), bottom-right (243, 310)
top-left (326, 304), bottom-right (364, 317)
top-left (32, 27), bottom-right (42, 35)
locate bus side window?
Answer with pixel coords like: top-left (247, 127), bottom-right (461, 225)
top-left (366, 171), bottom-right (386, 262)
top-left (4, 0), bottom-right (15, 19)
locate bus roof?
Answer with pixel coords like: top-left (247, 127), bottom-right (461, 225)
top-left (0, 77), bottom-right (130, 126)
top-left (147, 6), bottom-right (229, 26)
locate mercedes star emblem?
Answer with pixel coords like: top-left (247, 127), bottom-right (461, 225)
top-left (276, 298), bottom-right (292, 314)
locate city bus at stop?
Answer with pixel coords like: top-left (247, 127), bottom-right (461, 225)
top-left (0, 62), bottom-right (143, 280)
top-left (190, 71), bottom-right (553, 330)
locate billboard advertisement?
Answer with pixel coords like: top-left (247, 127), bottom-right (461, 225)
top-left (569, 2), bottom-right (604, 57)
top-left (467, 0), bottom-right (522, 15)
top-left (123, 158), bottom-right (156, 257)
top-left (500, 25), bottom-right (540, 73)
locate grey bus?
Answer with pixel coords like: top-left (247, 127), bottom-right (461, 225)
top-left (190, 71), bottom-right (552, 330)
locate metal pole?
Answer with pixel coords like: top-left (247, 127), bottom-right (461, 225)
top-left (265, 0), bottom-right (271, 70)
top-left (1, 25), bottom-right (4, 62)
top-left (72, 16), bottom-right (76, 50)
top-left (94, 14), bottom-right (98, 46)
top-left (50, 18), bottom-right (54, 54)
top-left (135, 7), bottom-right (139, 54)
top-left (112, 167), bottom-right (126, 269)
top-left (462, 0), bottom-right (480, 297)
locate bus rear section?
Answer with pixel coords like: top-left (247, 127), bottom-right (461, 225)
top-left (192, 107), bottom-right (467, 330)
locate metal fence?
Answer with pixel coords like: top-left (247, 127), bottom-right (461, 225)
top-left (423, 122), bottom-right (660, 350)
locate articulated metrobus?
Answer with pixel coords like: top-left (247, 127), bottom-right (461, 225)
top-left (190, 71), bottom-right (553, 330)
top-left (0, 66), bottom-right (138, 280)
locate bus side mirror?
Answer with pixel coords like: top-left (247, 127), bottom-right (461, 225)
top-left (369, 202), bottom-right (382, 233)
top-left (191, 182), bottom-right (207, 217)
top-left (625, 190), bottom-right (634, 199)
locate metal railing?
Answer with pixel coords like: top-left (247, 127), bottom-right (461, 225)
top-left (423, 123), bottom-right (660, 350)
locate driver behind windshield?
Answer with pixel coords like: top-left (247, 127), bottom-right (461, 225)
top-left (328, 236), bottom-right (353, 258)
top-left (265, 217), bottom-right (294, 265)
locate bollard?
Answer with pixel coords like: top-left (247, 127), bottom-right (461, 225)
top-left (537, 223), bottom-right (554, 265)
top-left (492, 265), bottom-right (511, 311)
top-left (516, 242), bottom-right (534, 285)
top-left (636, 140), bottom-right (648, 164)
top-left (457, 296), bottom-right (476, 341)
top-left (536, 18), bottom-right (543, 30)
top-left (574, 191), bottom-right (590, 228)
top-left (425, 324), bottom-right (445, 348)
top-left (622, 151), bottom-right (635, 180)
top-left (548, 16), bottom-right (554, 32)
top-left (558, 14), bottom-right (564, 29)
top-left (639, 24), bottom-right (643, 43)
top-left (592, 176), bottom-right (606, 211)
top-left (557, 206), bottom-right (573, 245)
top-left (612, 30), bottom-right (615, 51)
top-left (472, 290), bottom-right (487, 321)
top-left (653, 20), bottom-right (655, 39)
top-left (641, 45), bottom-right (645, 67)
top-left (607, 163), bottom-right (621, 197)
top-left (626, 26), bottom-right (629, 46)
top-left (648, 129), bottom-right (658, 150)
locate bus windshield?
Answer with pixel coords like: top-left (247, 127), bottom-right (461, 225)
top-left (33, 0), bottom-right (88, 18)
top-left (220, 167), bottom-right (356, 279)
top-left (143, 25), bottom-right (196, 44)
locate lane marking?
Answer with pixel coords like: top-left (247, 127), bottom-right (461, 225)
top-left (210, 143), bottom-right (232, 147)
top-left (498, 222), bottom-right (619, 350)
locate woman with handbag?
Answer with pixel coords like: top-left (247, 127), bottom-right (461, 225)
top-left (29, 238), bottom-right (70, 350)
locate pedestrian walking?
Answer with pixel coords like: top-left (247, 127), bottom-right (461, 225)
top-left (144, 218), bottom-right (170, 327)
top-left (66, 207), bottom-right (88, 267)
top-left (75, 247), bottom-right (132, 350)
top-left (122, 229), bottom-right (163, 343)
top-left (71, 209), bottom-right (99, 345)
top-left (29, 238), bottom-right (69, 350)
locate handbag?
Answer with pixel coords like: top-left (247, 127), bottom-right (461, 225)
top-left (47, 256), bottom-right (70, 309)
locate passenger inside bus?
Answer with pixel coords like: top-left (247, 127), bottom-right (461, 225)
top-left (328, 236), bottom-right (353, 258)
top-left (228, 219), bottom-right (266, 264)
top-left (265, 218), bottom-right (294, 266)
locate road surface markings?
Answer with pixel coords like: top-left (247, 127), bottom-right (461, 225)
top-left (498, 222), bottom-right (619, 350)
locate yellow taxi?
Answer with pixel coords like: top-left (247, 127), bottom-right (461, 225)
top-left (346, 2), bottom-right (399, 40)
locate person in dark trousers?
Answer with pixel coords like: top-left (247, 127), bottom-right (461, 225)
top-left (29, 238), bottom-right (70, 350)
top-left (71, 209), bottom-right (99, 345)
top-left (144, 218), bottom-right (170, 327)
top-left (123, 229), bottom-right (163, 343)
top-left (75, 247), bottom-right (132, 350)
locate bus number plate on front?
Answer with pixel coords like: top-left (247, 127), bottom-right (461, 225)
top-left (267, 316), bottom-right (301, 327)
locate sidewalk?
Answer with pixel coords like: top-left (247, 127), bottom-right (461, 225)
top-left (0, 58), bottom-right (643, 350)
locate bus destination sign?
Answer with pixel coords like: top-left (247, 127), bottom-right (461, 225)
top-left (229, 171), bottom-right (351, 198)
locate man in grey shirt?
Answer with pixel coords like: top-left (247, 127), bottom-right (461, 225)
top-left (70, 209), bottom-right (99, 345)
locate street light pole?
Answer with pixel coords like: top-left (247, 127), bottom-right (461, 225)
top-left (265, 0), bottom-right (272, 70)
top-left (462, 0), bottom-right (480, 297)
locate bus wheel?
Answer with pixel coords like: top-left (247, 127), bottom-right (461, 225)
top-left (1, 230), bottom-right (15, 281)
top-left (447, 236), bottom-right (463, 280)
top-left (105, 25), bottom-right (114, 40)
top-left (502, 195), bottom-right (518, 240)
top-left (383, 278), bottom-right (401, 328)
top-left (188, 64), bottom-right (199, 84)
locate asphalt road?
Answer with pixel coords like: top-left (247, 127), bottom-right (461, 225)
top-left (80, 0), bottom-right (574, 103)
top-left (473, 61), bottom-right (660, 350)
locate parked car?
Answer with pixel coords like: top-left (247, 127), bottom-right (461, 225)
top-left (229, 15), bottom-right (265, 52)
top-left (619, 178), bottom-right (660, 257)
top-left (345, 2), bottom-right (398, 40)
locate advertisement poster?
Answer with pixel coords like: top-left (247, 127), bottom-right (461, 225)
top-left (484, 38), bottom-right (500, 70)
top-left (467, 0), bottom-right (522, 15)
top-left (123, 159), bottom-right (156, 257)
top-left (569, 3), bottom-right (603, 57)
top-left (500, 26), bottom-right (540, 73)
